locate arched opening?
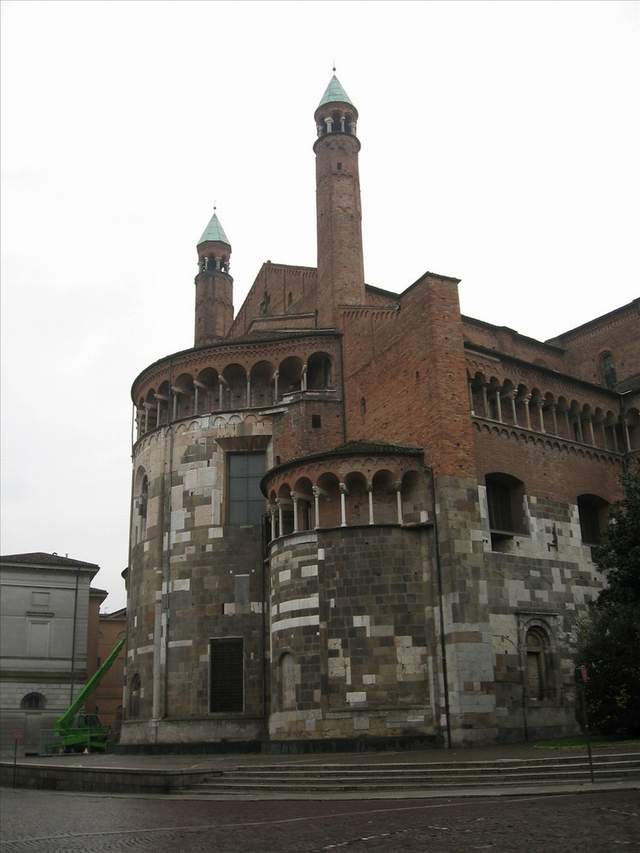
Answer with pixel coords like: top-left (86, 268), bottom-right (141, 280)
top-left (278, 356), bottom-right (303, 398)
top-left (487, 377), bottom-right (502, 421)
top-left (156, 381), bottom-right (171, 426)
top-left (485, 472), bottom-right (527, 536)
top-left (249, 361), bottom-right (274, 408)
top-left (371, 469), bottom-right (397, 524)
top-left (470, 372), bottom-right (487, 417)
top-left (344, 471), bottom-right (368, 526)
top-left (222, 364), bottom-right (248, 410)
top-left (293, 477), bottom-right (314, 531)
top-left (196, 368), bottom-right (218, 414)
top-left (133, 467), bottom-right (148, 545)
top-left (501, 380), bottom-right (516, 425)
top-left (543, 392), bottom-right (556, 434)
top-left (626, 408), bottom-right (640, 451)
top-left (173, 373), bottom-right (195, 420)
top-left (577, 494), bottom-right (609, 545)
top-left (145, 389), bottom-right (157, 431)
top-left (556, 396), bottom-right (570, 438)
top-left (525, 627), bottom-right (550, 701)
top-left (307, 352), bottom-right (333, 390)
top-left (21, 692), bottom-right (46, 710)
top-left (316, 472), bottom-right (341, 528)
top-left (514, 384), bottom-right (529, 428)
top-left (569, 400), bottom-right (583, 442)
top-left (128, 673), bottom-right (141, 719)
top-left (277, 484), bottom-right (294, 535)
top-left (401, 470), bottom-right (427, 523)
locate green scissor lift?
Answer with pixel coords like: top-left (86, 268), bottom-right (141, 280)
top-left (53, 636), bottom-right (126, 753)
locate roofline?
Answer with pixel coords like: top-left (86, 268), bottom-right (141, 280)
top-left (0, 558), bottom-right (99, 573)
top-left (260, 443), bottom-right (424, 494)
top-left (464, 341), bottom-right (622, 398)
top-left (462, 315), bottom-right (566, 354)
top-left (400, 270), bottom-right (461, 299)
top-left (365, 283), bottom-right (400, 299)
top-left (130, 329), bottom-right (342, 398)
top-left (546, 297), bottom-right (640, 343)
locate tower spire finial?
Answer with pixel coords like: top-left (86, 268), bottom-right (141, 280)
top-left (332, 61), bottom-right (336, 74)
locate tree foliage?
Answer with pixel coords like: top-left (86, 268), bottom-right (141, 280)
top-left (576, 465), bottom-right (640, 735)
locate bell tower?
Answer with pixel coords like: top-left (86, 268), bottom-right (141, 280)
top-left (194, 210), bottom-right (234, 346)
top-left (314, 73), bottom-right (365, 327)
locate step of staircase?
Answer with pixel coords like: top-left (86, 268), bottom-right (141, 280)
top-left (183, 752), bottom-right (640, 797)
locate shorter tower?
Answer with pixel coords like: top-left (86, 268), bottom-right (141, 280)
top-left (194, 211), bottom-right (234, 346)
top-left (314, 74), bottom-right (365, 327)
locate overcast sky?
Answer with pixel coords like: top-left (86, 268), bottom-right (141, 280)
top-left (2, 1), bottom-right (639, 610)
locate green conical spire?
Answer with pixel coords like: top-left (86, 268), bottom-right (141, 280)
top-left (198, 211), bottom-right (230, 247)
top-left (318, 74), bottom-right (354, 109)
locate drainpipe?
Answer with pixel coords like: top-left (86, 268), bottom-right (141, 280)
top-left (428, 469), bottom-right (452, 749)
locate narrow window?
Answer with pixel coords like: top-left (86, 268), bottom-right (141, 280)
top-left (228, 452), bottom-right (266, 526)
top-left (209, 638), bottom-right (244, 713)
top-left (312, 414), bottom-right (321, 428)
top-left (525, 628), bottom-right (549, 700)
top-left (360, 397), bottom-right (367, 416)
top-left (577, 494), bottom-right (609, 545)
top-left (337, 162), bottom-right (342, 170)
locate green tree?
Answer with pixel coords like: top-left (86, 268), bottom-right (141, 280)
top-left (576, 466), bottom-right (640, 735)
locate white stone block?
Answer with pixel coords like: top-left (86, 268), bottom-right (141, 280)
top-left (346, 691), bottom-right (367, 705)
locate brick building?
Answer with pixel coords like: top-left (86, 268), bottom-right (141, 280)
top-left (121, 74), bottom-right (640, 748)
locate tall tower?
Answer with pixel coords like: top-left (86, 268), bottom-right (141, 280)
top-left (194, 211), bottom-right (234, 346)
top-left (314, 74), bottom-right (365, 327)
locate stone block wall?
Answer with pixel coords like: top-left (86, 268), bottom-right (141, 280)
top-left (268, 525), bottom-right (439, 742)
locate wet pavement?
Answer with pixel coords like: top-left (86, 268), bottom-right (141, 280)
top-left (1, 788), bottom-right (638, 852)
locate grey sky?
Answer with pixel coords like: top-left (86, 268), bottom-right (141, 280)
top-left (2, 1), bottom-right (639, 610)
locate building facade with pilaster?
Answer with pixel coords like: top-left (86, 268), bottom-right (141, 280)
top-left (121, 75), bottom-right (640, 748)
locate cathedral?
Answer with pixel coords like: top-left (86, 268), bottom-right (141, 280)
top-left (121, 74), bottom-right (640, 748)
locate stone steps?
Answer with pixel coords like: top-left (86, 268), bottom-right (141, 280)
top-left (186, 752), bottom-right (640, 796)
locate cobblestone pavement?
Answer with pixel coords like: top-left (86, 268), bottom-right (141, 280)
top-left (0, 789), bottom-right (638, 851)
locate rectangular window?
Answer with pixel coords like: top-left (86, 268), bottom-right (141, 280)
top-left (487, 483), bottom-right (513, 531)
top-left (228, 452), bottom-right (266, 526)
top-left (311, 414), bottom-right (322, 428)
top-left (209, 638), bottom-right (244, 713)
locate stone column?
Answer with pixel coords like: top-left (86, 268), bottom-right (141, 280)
top-left (277, 499), bottom-right (284, 536)
top-left (587, 416), bottom-right (595, 445)
top-left (218, 378), bottom-right (224, 410)
top-left (481, 384), bottom-right (489, 418)
top-left (523, 395), bottom-right (532, 430)
top-left (193, 385), bottom-right (199, 415)
top-left (270, 506), bottom-right (277, 540)
top-left (246, 376), bottom-right (251, 408)
top-left (564, 410), bottom-right (570, 437)
top-left (576, 417), bottom-right (584, 443)
top-left (312, 486), bottom-right (321, 529)
top-left (551, 405), bottom-right (558, 435)
top-left (495, 391), bottom-right (503, 423)
top-left (537, 402), bottom-right (545, 433)
top-left (273, 370), bottom-right (279, 404)
top-left (367, 484), bottom-right (374, 525)
top-left (395, 482), bottom-right (403, 525)
top-left (156, 398), bottom-right (161, 426)
top-left (623, 418), bottom-right (632, 452)
top-left (292, 492), bottom-right (299, 533)
top-left (508, 393), bottom-right (517, 426)
top-left (339, 482), bottom-right (347, 527)
top-left (468, 380), bottom-right (475, 415)
top-left (301, 364), bottom-right (308, 392)
top-left (172, 393), bottom-right (178, 421)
